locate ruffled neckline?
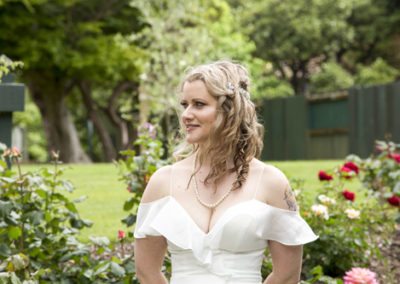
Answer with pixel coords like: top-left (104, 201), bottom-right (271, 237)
top-left (140, 196), bottom-right (299, 236)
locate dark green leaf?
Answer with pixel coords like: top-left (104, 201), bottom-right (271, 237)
top-left (123, 197), bottom-right (135, 211)
top-left (121, 214), bottom-right (136, 227)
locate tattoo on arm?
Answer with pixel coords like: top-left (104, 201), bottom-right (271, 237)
top-left (283, 187), bottom-right (297, 211)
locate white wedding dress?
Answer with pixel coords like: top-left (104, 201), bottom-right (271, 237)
top-left (134, 194), bottom-right (318, 284)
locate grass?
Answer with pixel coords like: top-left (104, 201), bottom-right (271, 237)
top-left (21, 159), bottom-right (361, 241)
top-left (21, 163), bottom-right (130, 242)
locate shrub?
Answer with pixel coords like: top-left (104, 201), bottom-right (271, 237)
top-left (352, 140), bottom-right (400, 217)
top-left (0, 146), bottom-right (137, 283)
top-left (354, 58), bottom-right (399, 87)
top-left (116, 123), bottom-right (169, 231)
top-left (299, 141), bottom-right (398, 278)
top-left (310, 61), bottom-right (354, 94)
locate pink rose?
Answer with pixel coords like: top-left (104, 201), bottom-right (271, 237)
top-left (118, 230), bottom-right (126, 240)
top-left (389, 153), bottom-right (400, 163)
top-left (343, 267), bottom-right (378, 284)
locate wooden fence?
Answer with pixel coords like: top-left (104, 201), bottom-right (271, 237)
top-left (260, 81), bottom-right (400, 160)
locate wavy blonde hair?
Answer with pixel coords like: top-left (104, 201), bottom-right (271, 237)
top-left (174, 60), bottom-right (264, 191)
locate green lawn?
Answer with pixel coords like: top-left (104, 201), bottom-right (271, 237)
top-left (22, 163), bottom-right (130, 242)
top-left (21, 159), bottom-right (360, 241)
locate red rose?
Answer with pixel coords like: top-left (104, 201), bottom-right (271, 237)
top-left (318, 170), bottom-right (333, 181)
top-left (118, 230), bottom-right (126, 240)
top-left (343, 162), bottom-right (359, 174)
top-left (342, 190), bottom-right (356, 202)
top-left (340, 166), bottom-right (354, 179)
top-left (387, 195), bottom-right (400, 207)
top-left (389, 153), bottom-right (400, 163)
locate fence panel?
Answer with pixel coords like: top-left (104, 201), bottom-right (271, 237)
top-left (261, 96), bottom-right (307, 160)
top-left (349, 82), bottom-right (400, 157)
top-left (262, 81), bottom-right (400, 160)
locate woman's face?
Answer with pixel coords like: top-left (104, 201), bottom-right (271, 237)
top-left (180, 80), bottom-right (218, 145)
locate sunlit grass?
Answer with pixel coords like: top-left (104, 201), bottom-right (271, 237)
top-left (21, 159), bottom-right (360, 241)
top-left (21, 163), bottom-right (130, 242)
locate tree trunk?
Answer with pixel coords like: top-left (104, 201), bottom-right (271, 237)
top-left (289, 60), bottom-right (309, 95)
top-left (78, 81), bottom-right (117, 162)
top-left (104, 81), bottom-right (139, 150)
top-left (27, 74), bottom-right (91, 163)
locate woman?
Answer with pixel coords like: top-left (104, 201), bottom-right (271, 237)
top-left (134, 60), bottom-right (318, 284)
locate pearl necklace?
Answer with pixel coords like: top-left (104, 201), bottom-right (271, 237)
top-left (193, 155), bottom-right (233, 209)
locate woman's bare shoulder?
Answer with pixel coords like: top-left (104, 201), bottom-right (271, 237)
top-left (256, 160), bottom-right (298, 211)
top-left (140, 157), bottom-right (194, 203)
top-left (140, 165), bottom-right (173, 203)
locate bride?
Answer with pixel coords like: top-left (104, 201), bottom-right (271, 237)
top-left (134, 60), bottom-right (317, 284)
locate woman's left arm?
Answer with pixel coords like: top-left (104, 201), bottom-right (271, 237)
top-left (263, 241), bottom-right (303, 284)
top-left (260, 164), bottom-right (304, 284)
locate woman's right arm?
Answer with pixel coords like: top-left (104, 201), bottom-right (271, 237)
top-left (134, 166), bottom-right (172, 283)
top-left (135, 236), bottom-right (168, 283)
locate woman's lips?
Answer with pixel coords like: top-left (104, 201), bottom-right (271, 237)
top-left (186, 124), bottom-right (199, 132)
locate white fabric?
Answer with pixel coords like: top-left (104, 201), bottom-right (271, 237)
top-left (134, 196), bottom-right (318, 284)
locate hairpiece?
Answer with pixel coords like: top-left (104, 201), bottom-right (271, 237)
top-left (226, 82), bottom-right (235, 92)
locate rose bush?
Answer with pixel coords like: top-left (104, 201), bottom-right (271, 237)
top-left (116, 123), bottom-right (169, 231)
top-left (0, 145), bottom-right (139, 283)
top-left (352, 141), bottom-right (400, 213)
top-left (298, 141), bottom-right (399, 280)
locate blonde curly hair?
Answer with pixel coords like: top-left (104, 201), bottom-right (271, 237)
top-left (174, 60), bottom-right (264, 191)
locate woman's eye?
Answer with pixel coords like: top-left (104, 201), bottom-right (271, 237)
top-left (195, 102), bottom-right (205, 107)
top-left (180, 102), bottom-right (188, 109)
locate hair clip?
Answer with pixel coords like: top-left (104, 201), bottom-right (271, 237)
top-left (226, 82), bottom-right (235, 92)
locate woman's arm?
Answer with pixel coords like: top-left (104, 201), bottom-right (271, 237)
top-left (259, 164), bottom-right (303, 283)
top-left (134, 166), bottom-right (172, 283)
top-left (264, 241), bottom-right (303, 284)
top-left (134, 236), bottom-right (168, 284)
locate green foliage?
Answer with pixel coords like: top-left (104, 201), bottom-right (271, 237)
top-left (248, 59), bottom-right (295, 99)
top-left (241, 0), bottom-right (357, 94)
top-left (0, 55), bottom-right (23, 81)
top-left (116, 123), bottom-right (169, 229)
top-left (300, 266), bottom-right (343, 284)
top-left (236, 0), bottom-right (400, 94)
top-left (133, 0), bottom-right (258, 125)
top-left (13, 95), bottom-right (48, 162)
top-left (0, 148), bottom-right (138, 282)
top-left (344, 0), bottom-right (400, 69)
top-left (354, 58), bottom-right (399, 86)
top-left (352, 140), bottom-right (400, 216)
top-left (0, 0), bottom-right (149, 162)
top-left (297, 148), bottom-right (397, 277)
top-left (310, 62), bottom-right (354, 94)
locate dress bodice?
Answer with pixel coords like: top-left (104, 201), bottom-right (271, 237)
top-left (134, 196), bottom-right (318, 284)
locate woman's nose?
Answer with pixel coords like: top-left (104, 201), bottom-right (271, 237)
top-left (181, 106), bottom-right (194, 121)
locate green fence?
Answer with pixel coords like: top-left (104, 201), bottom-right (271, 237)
top-left (261, 81), bottom-right (400, 160)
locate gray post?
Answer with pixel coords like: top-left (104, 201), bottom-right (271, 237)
top-left (0, 73), bottom-right (25, 167)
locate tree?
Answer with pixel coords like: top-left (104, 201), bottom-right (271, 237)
top-left (309, 62), bottom-right (354, 94)
top-left (0, 0), bottom-right (147, 162)
top-left (341, 0), bottom-right (400, 68)
top-left (240, 0), bottom-right (356, 95)
top-left (235, 0), bottom-right (400, 95)
top-left (132, 0), bottom-right (257, 141)
top-left (354, 58), bottom-right (399, 86)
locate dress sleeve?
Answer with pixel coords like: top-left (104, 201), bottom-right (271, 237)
top-left (134, 197), bottom-right (169, 238)
top-left (260, 206), bottom-right (318, 245)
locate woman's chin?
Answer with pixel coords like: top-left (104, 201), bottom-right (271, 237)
top-left (185, 136), bottom-right (204, 145)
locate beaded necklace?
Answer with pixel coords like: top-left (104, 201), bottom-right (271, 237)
top-left (193, 154), bottom-right (233, 209)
